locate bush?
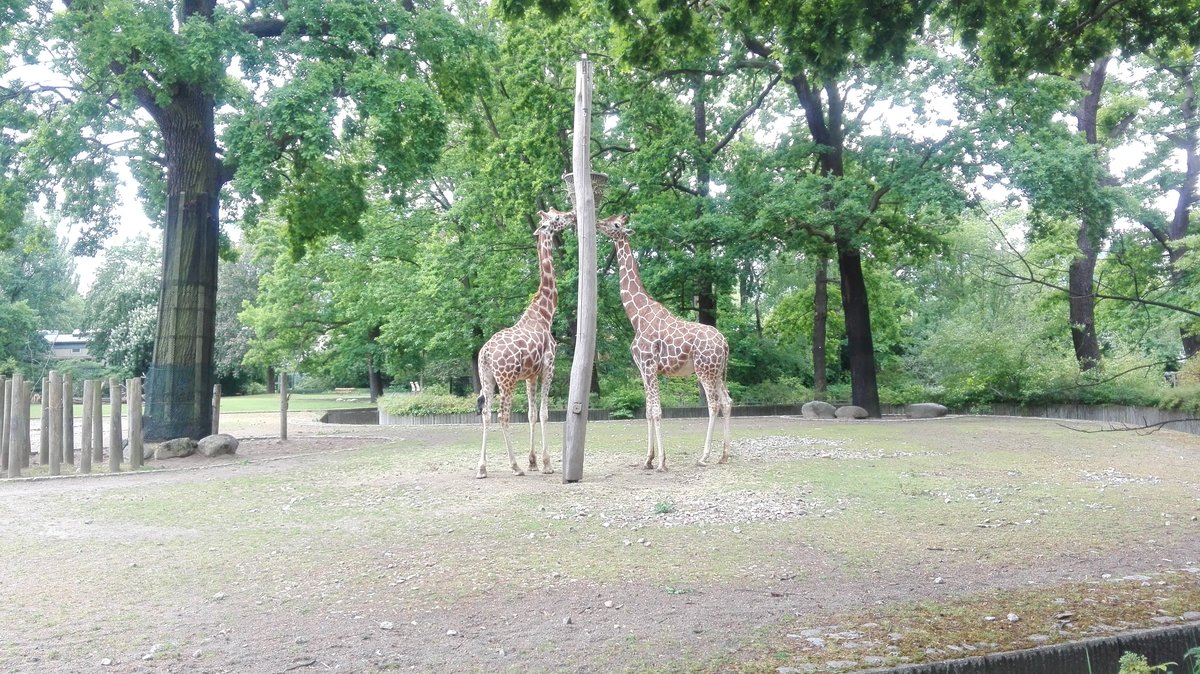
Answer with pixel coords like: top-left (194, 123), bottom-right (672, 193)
top-left (242, 381), bottom-right (267, 395)
top-left (378, 392), bottom-right (477, 416)
top-left (603, 386), bottom-right (644, 419)
top-left (735, 376), bottom-right (813, 405)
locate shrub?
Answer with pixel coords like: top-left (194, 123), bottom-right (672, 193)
top-left (378, 392), bottom-right (477, 416)
top-left (603, 386), bottom-right (644, 420)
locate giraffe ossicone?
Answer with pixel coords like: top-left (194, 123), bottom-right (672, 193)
top-left (475, 208), bottom-right (575, 478)
top-left (596, 213), bottom-right (733, 471)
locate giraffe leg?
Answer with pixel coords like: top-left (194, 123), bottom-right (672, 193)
top-left (699, 379), bottom-right (720, 466)
top-left (498, 390), bottom-right (524, 476)
top-left (477, 389), bottom-right (492, 479)
top-left (719, 382), bottom-right (732, 464)
top-left (654, 413), bottom-right (667, 472)
top-left (641, 372), bottom-right (660, 470)
top-left (539, 360), bottom-right (555, 474)
top-left (526, 379), bottom-right (538, 471)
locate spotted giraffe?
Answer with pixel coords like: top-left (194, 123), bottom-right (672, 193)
top-left (596, 214), bottom-right (732, 471)
top-left (475, 208), bottom-right (574, 478)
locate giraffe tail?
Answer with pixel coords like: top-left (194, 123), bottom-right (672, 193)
top-left (476, 392), bottom-right (486, 416)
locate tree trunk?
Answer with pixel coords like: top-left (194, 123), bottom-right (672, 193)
top-left (1067, 59), bottom-right (1108, 372)
top-left (837, 245), bottom-right (880, 416)
top-left (1169, 64), bottom-right (1199, 358)
top-left (367, 324), bottom-right (383, 402)
top-left (1068, 225), bottom-right (1102, 370)
top-left (693, 74), bottom-right (718, 329)
top-left (143, 86), bottom-right (224, 441)
top-left (812, 257), bottom-right (829, 397)
top-left (266, 365), bottom-right (276, 394)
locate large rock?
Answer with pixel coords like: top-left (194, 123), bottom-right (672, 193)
top-left (154, 438), bottom-right (197, 460)
top-left (907, 403), bottom-right (949, 419)
top-left (197, 434), bottom-right (239, 457)
top-left (801, 400), bottom-right (837, 419)
top-left (834, 405), bottom-right (869, 419)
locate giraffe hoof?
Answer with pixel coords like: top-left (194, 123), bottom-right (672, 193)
top-left (697, 460), bottom-right (708, 467)
top-left (512, 467), bottom-right (525, 476)
top-left (656, 465), bottom-right (669, 473)
top-left (643, 461), bottom-right (655, 470)
top-left (541, 467), bottom-right (555, 474)
top-left (718, 456), bottom-right (730, 464)
top-left (476, 469), bottom-right (488, 479)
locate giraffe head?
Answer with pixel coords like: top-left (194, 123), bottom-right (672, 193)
top-left (595, 214), bottom-right (631, 240)
top-left (536, 208), bottom-right (576, 236)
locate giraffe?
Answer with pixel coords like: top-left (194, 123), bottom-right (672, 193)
top-left (596, 214), bottom-right (732, 471)
top-left (475, 208), bottom-right (575, 478)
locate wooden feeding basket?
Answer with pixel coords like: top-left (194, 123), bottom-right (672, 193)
top-left (563, 172), bottom-right (608, 208)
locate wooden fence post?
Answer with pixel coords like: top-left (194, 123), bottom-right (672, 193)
top-left (91, 379), bottom-right (103, 464)
top-left (279, 373), bottom-right (289, 441)
top-left (212, 384), bottom-right (221, 435)
top-left (80, 379), bottom-right (93, 474)
top-left (562, 55), bottom-right (598, 484)
top-left (39, 377), bottom-right (48, 465)
top-left (10, 375), bottom-right (27, 476)
top-left (108, 377), bottom-right (123, 472)
top-left (4, 375), bottom-right (17, 478)
top-left (48, 370), bottom-right (61, 476)
top-left (20, 379), bottom-right (31, 468)
top-left (128, 377), bottom-right (143, 469)
top-left (62, 372), bottom-right (74, 465)
top-left (1, 376), bottom-right (10, 474)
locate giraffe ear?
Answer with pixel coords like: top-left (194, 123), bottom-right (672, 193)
top-left (537, 210), bottom-right (547, 218)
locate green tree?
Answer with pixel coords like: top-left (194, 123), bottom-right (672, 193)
top-left (8, 0), bottom-right (487, 439)
top-left (82, 236), bottom-right (160, 377)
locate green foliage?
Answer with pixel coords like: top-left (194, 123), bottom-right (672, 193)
top-left (653, 500), bottom-right (674, 515)
top-left (378, 391), bottom-right (477, 416)
top-left (1117, 652), bottom-right (1176, 674)
top-left (603, 386), bottom-right (644, 420)
top-left (82, 236), bottom-right (160, 377)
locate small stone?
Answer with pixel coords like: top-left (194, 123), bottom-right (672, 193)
top-left (1028, 634), bottom-right (1051, 644)
top-left (380, 621), bottom-right (394, 630)
top-left (825, 661), bottom-right (858, 670)
top-left (213, 592), bottom-right (226, 601)
top-left (1182, 611), bottom-right (1200, 621)
top-left (933, 577), bottom-right (944, 584)
top-left (563, 616), bottom-right (573, 625)
top-left (984, 616), bottom-right (996, 622)
top-left (1152, 616), bottom-right (1178, 625)
top-left (806, 637), bottom-right (826, 648)
top-left (192, 649), bottom-right (202, 658)
top-left (294, 637), bottom-right (308, 644)
top-left (100, 659), bottom-right (113, 666)
top-left (446, 629), bottom-right (459, 636)
top-left (604, 600), bottom-right (614, 609)
top-left (863, 656), bottom-right (886, 665)
top-left (1007, 613), bottom-right (1020, 622)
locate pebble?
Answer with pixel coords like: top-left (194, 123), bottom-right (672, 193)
top-left (446, 629), bottom-right (458, 636)
top-left (933, 577), bottom-right (944, 584)
top-left (826, 661), bottom-right (858, 669)
top-left (213, 592), bottom-right (226, 601)
top-left (100, 659), bottom-right (113, 666)
top-left (863, 656), bottom-right (886, 665)
top-left (604, 600), bottom-right (614, 609)
top-left (563, 616), bottom-right (573, 625)
top-left (193, 649), bottom-right (202, 658)
top-left (380, 622), bottom-right (394, 630)
top-left (1152, 616), bottom-right (1178, 625)
top-left (776, 666), bottom-right (817, 674)
top-left (806, 637), bottom-right (826, 648)
top-left (1028, 634), bottom-right (1050, 644)
top-left (1181, 612), bottom-right (1200, 621)
top-left (1007, 613), bottom-right (1020, 622)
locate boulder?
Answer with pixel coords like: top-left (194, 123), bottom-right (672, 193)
top-left (907, 403), bottom-right (948, 419)
top-left (154, 437), bottom-right (197, 460)
top-left (801, 400), bottom-right (837, 419)
top-left (834, 405), bottom-right (869, 419)
top-left (197, 434), bottom-right (239, 457)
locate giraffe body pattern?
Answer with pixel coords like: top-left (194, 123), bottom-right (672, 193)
top-left (475, 209), bottom-right (574, 478)
top-left (597, 214), bottom-right (732, 471)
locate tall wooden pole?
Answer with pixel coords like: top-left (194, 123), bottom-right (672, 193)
top-left (48, 370), bottom-right (61, 476)
top-left (562, 56), bottom-right (597, 484)
top-left (62, 372), bottom-right (74, 465)
top-left (108, 377), bottom-right (123, 472)
top-left (20, 379), bottom-right (32, 468)
top-left (279, 373), bottom-right (289, 441)
top-left (80, 379), bottom-right (93, 474)
top-left (4, 375), bottom-right (17, 477)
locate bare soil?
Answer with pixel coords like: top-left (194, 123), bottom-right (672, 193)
top-left (1, 412), bottom-right (1198, 674)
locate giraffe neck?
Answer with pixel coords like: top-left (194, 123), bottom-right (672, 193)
top-left (516, 231), bottom-right (557, 330)
top-left (612, 236), bottom-right (655, 330)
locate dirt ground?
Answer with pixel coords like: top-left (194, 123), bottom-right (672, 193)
top-left (1, 411), bottom-right (1199, 674)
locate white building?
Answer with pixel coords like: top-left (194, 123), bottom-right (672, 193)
top-left (42, 331), bottom-right (90, 360)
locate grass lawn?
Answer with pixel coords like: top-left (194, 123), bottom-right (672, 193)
top-left (23, 390), bottom-right (375, 420)
top-left (1, 415), bottom-right (1197, 673)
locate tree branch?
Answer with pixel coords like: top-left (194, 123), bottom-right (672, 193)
top-left (710, 73), bottom-right (781, 156)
